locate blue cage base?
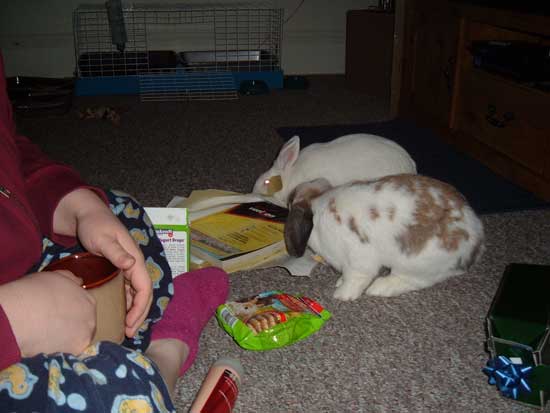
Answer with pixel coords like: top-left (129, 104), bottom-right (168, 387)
top-left (75, 70), bottom-right (284, 96)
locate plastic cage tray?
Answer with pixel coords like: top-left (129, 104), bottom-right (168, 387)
top-left (7, 76), bottom-right (74, 115)
top-left (78, 50), bottom-right (178, 77)
top-left (179, 50), bottom-right (278, 71)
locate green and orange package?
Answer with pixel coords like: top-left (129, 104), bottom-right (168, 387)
top-left (216, 290), bottom-right (331, 350)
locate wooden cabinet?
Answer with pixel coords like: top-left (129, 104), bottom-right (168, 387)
top-left (399, 1), bottom-right (550, 200)
top-left (455, 69), bottom-right (549, 176)
top-left (399, 0), bottom-right (459, 129)
top-left (345, 10), bottom-right (395, 101)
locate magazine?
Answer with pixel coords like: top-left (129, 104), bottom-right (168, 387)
top-left (167, 190), bottom-right (319, 275)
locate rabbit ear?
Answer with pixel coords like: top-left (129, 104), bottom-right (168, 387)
top-left (284, 178), bottom-right (332, 257)
top-left (284, 203), bottom-right (314, 257)
top-left (274, 135), bottom-right (300, 171)
top-left (289, 178), bottom-right (332, 206)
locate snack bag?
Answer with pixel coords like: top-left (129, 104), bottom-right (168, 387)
top-left (216, 290), bottom-right (331, 350)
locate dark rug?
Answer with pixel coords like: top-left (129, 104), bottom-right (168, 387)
top-left (277, 119), bottom-right (549, 215)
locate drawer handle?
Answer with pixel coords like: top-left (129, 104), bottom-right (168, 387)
top-left (485, 104), bottom-right (514, 128)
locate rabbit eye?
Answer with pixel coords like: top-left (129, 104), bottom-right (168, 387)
top-left (265, 175), bottom-right (283, 195)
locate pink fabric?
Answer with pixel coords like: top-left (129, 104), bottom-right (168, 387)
top-left (150, 267), bottom-right (229, 376)
top-left (0, 54), bottom-right (108, 370)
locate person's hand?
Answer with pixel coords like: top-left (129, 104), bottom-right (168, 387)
top-left (53, 189), bottom-right (153, 338)
top-left (0, 271), bottom-right (96, 357)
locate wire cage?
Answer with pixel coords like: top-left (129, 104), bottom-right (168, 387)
top-left (73, 2), bottom-right (284, 100)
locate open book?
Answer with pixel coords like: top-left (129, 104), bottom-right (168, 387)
top-left (167, 189), bottom-right (320, 276)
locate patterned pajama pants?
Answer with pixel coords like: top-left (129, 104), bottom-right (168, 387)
top-left (0, 190), bottom-right (176, 413)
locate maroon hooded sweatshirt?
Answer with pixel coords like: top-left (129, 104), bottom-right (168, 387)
top-left (0, 55), bottom-right (107, 370)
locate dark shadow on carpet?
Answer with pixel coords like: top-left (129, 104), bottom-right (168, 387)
top-left (277, 119), bottom-right (549, 215)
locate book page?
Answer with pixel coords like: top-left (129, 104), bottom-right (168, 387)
top-left (167, 192), bottom-right (319, 276)
top-left (167, 192), bottom-right (241, 222)
top-left (191, 202), bottom-right (286, 261)
top-left (168, 190), bottom-right (276, 219)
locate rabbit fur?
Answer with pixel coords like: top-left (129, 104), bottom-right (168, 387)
top-left (284, 174), bottom-right (485, 301)
top-left (186, 133), bottom-right (417, 212)
top-left (253, 133), bottom-right (417, 207)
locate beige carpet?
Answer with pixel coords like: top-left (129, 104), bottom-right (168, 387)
top-left (18, 75), bottom-right (550, 412)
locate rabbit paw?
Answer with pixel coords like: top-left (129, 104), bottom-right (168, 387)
top-left (335, 276), bottom-right (343, 288)
top-left (366, 275), bottom-right (416, 297)
top-left (333, 284), bottom-right (363, 301)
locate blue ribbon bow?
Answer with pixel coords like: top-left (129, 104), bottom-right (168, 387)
top-left (483, 355), bottom-right (533, 400)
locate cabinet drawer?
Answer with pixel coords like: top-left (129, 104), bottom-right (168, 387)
top-left (456, 70), bottom-right (550, 176)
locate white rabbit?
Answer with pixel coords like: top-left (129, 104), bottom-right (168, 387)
top-left (187, 134), bottom-right (417, 212)
top-left (253, 134), bottom-right (417, 207)
top-left (284, 174), bottom-right (485, 301)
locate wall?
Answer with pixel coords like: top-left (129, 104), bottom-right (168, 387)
top-left (0, 0), bottom-right (377, 77)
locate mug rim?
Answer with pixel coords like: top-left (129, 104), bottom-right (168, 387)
top-left (43, 252), bottom-right (121, 289)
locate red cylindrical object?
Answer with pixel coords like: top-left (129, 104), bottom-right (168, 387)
top-left (189, 357), bottom-right (243, 413)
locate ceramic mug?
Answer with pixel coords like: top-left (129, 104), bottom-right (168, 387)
top-left (43, 252), bottom-right (126, 345)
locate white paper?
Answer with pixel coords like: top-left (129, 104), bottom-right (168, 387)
top-left (509, 357), bottom-right (523, 365)
top-left (266, 248), bottom-right (319, 277)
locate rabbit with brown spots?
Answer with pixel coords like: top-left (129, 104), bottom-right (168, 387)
top-left (284, 174), bottom-right (485, 301)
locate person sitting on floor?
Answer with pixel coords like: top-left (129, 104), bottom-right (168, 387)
top-left (0, 54), bottom-right (228, 412)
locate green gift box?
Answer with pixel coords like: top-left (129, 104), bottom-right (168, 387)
top-left (486, 263), bottom-right (550, 409)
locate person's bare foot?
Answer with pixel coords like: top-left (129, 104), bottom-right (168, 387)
top-left (145, 338), bottom-right (189, 398)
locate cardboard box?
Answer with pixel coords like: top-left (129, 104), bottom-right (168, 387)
top-left (486, 263), bottom-right (550, 409)
top-left (145, 207), bottom-right (189, 278)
